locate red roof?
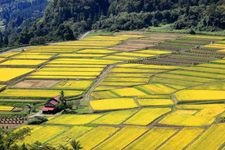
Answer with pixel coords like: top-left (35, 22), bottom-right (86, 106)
top-left (42, 107), bottom-right (55, 111)
top-left (49, 99), bottom-right (59, 105)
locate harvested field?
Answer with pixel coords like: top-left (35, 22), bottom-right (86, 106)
top-left (12, 80), bottom-right (60, 88)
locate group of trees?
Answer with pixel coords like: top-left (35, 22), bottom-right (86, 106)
top-left (0, 0), bottom-right (48, 47)
top-left (0, 128), bottom-right (82, 150)
top-left (1, 0), bottom-right (225, 48)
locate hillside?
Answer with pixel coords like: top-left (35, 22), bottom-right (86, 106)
top-left (1, 0), bottom-right (225, 48)
top-left (16, 0), bottom-right (225, 45)
top-left (0, 0), bottom-right (48, 47)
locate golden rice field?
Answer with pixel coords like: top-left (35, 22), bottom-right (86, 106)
top-left (175, 90), bottom-right (225, 102)
top-left (124, 108), bottom-right (171, 125)
top-left (90, 98), bottom-right (138, 111)
top-left (0, 105), bottom-right (14, 111)
top-left (159, 127), bottom-right (204, 150)
top-left (125, 127), bottom-right (178, 149)
top-left (0, 59), bottom-right (47, 66)
top-left (0, 89), bottom-right (82, 99)
top-left (0, 68), bottom-right (33, 82)
top-left (48, 126), bottom-right (93, 146)
top-left (78, 126), bottom-right (119, 149)
top-left (96, 126), bottom-right (148, 149)
top-left (137, 98), bottom-right (174, 107)
top-left (1, 32), bottom-right (225, 149)
top-left (92, 109), bottom-right (137, 125)
top-left (46, 114), bottom-right (102, 125)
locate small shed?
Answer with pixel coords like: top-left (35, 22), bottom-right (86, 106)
top-left (42, 96), bottom-right (61, 114)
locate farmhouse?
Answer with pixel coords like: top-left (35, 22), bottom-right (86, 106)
top-left (42, 96), bottom-right (61, 114)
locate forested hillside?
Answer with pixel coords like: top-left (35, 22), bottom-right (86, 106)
top-left (0, 0), bottom-right (48, 47)
top-left (1, 0), bottom-right (225, 47)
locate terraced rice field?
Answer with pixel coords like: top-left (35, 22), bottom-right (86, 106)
top-left (1, 32), bottom-right (225, 149)
top-left (0, 105), bottom-right (14, 111)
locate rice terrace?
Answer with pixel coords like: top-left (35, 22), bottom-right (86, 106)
top-left (1, 31), bottom-right (225, 149)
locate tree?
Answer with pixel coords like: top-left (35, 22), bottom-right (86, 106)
top-left (0, 128), bottom-right (31, 150)
top-left (29, 37), bottom-right (46, 45)
top-left (70, 140), bottom-right (82, 150)
top-left (28, 141), bottom-right (56, 150)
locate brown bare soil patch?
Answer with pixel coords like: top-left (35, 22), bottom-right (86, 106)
top-left (12, 80), bottom-right (60, 88)
top-left (110, 33), bottom-right (180, 52)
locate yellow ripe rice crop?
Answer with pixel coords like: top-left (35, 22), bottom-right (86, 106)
top-left (138, 94), bottom-right (171, 99)
top-left (12, 54), bottom-right (54, 60)
top-left (204, 43), bottom-right (225, 49)
top-left (95, 126), bottom-right (148, 150)
top-left (175, 90), bottom-right (225, 102)
top-left (107, 73), bottom-right (150, 78)
top-left (94, 86), bottom-right (117, 91)
top-left (137, 99), bottom-right (174, 107)
top-left (104, 77), bottom-right (148, 83)
top-left (0, 105), bottom-right (14, 111)
top-left (111, 68), bottom-right (165, 73)
top-left (91, 91), bottom-right (119, 99)
top-left (0, 68), bottom-right (33, 82)
top-left (183, 66), bottom-right (225, 74)
top-left (78, 126), bottom-right (119, 149)
top-left (191, 81), bottom-right (225, 90)
top-left (186, 35), bottom-right (223, 40)
top-left (28, 75), bottom-right (96, 80)
top-left (100, 81), bottom-right (144, 87)
top-left (16, 125), bottom-right (42, 133)
top-left (124, 108), bottom-right (171, 125)
top-left (168, 84), bottom-right (186, 90)
top-left (114, 52), bottom-right (154, 57)
top-left (47, 114), bottom-right (102, 125)
top-left (151, 76), bottom-right (199, 87)
top-left (53, 80), bottom-right (93, 90)
top-left (22, 125), bottom-right (68, 144)
top-left (218, 49), bottom-right (225, 53)
top-left (156, 73), bottom-right (214, 83)
top-left (135, 49), bottom-right (171, 55)
top-left (103, 55), bottom-right (136, 60)
top-left (0, 59), bottom-right (47, 66)
top-left (0, 89), bottom-right (82, 98)
top-left (169, 70), bottom-right (225, 79)
top-left (48, 126), bottom-right (93, 146)
top-left (159, 104), bottom-right (225, 126)
top-left (40, 67), bottom-right (104, 72)
top-left (53, 40), bottom-right (120, 47)
top-left (0, 58), bottom-right (6, 62)
top-left (125, 127), bottom-right (178, 150)
top-left (31, 71), bottom-right (100, 76)
top-left (59, 53), bottom-right (106, 58)
top-left (211, 59), bottom-right (225, 64)
top-left (77, 49), bottom-right (117, 54)
top-left (117, 64), bottom-right (179, 69)
top-left (137, 84), bottom-right (176, 95)
top-left (49, 58), bottom-right (118, 65)
top-left (45, 64), bottom-right (106, 68)
top-left (159, 127), bottom-right (204, 150)
top-left (90, 98), bottom-right (138, 111)
top-left (112, 87), bottom-right (147, 97)
top-left (187, 124), bottom-right (225, 150)
top-left (198, 63), bottom-right (225, 69)
top-left (0, 51), bottom-right (20, 58)
top-left (92, 109), bottom-right (137, 125)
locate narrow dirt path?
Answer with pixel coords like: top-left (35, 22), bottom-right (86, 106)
top-left (80, 64), bottom-right (115, 106)
top-left (79, 31), bottom-right (91, 40)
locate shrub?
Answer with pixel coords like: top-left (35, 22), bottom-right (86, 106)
top-left (27, 116), bottom-right (48, 125)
